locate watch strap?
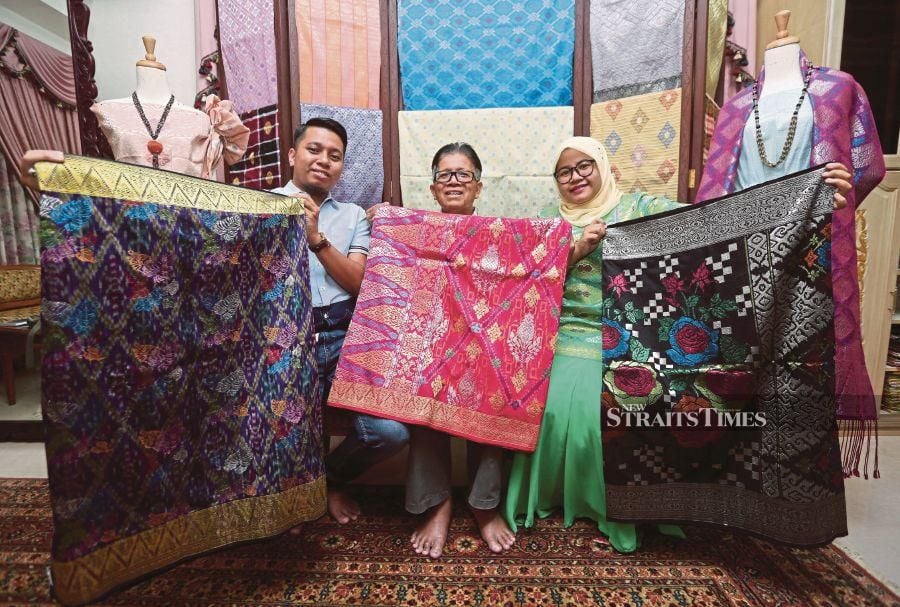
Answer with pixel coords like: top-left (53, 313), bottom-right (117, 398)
top-left (309, 233), bottom-right (330, 253)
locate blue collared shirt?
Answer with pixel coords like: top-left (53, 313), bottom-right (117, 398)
top-left (270, 181), bottom-right (370, 307)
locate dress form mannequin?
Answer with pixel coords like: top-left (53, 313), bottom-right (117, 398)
top-left (697, 9), bottom-right (887, 479)
top-left (759, 11), bottom-right (803, 97)
top-left (733, 10), bottom-right (813, 189)
top-left (91, 36), bottom-right (249, 179)
top-left (104, 37), bottom-right (192, 111)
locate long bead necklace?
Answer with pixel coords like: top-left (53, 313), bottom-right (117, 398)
top-left (751, 64), bottom-right (815, 169)
top-left (132, 92), bottom-right (175, 169)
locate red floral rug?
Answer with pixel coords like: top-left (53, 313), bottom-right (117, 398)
top-left (2, 479), bottom-right (897, 606)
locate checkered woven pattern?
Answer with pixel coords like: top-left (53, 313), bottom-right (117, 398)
top-left (226, 105), bottom-right (281, 191)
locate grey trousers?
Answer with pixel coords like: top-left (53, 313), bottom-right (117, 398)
top-left (405, 426), bottom-right (505, 514)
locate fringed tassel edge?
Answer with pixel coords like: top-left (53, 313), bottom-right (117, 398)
top-left (839, 417), bottom-right (880, 479)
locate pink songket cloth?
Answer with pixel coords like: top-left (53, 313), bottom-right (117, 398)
top-left (328, 207), bottom-right (571, 451)
top-left (697, 53), bottom-right (886, 478)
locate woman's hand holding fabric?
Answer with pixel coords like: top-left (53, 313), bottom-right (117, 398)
top-left (823, 162), bottom-right (852, 210)
top-left (568, 219), bottom-right (606, 268)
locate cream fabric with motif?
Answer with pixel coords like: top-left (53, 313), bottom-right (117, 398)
top-left (589, 88), bottom-right (681, 200)
top-left (399, 106), bottom-right (574, 218)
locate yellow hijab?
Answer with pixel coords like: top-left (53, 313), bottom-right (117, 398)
top-left (554, 136), bottom-right (622, 227)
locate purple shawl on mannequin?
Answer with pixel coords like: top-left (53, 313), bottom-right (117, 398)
top-left (697, 53), bottom-right (886, 478)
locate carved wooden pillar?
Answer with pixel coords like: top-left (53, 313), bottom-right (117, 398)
top-left (67, 0), bottom-right (112, 159)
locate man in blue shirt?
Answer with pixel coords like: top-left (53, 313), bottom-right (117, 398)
top-left (272, 118), bottom-right (409, 523)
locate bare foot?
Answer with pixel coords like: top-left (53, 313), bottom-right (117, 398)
top-left (327, 488), bottom-right (361, 524)
top-left (471, 507), bottom-right (515, 553)
top-left (411, 497), bottom-right (452, 558)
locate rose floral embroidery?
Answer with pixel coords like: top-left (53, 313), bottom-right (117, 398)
top-left (666, 317), bottom-right (719, 366)
top-left (608, 272), bottom-right (629, 296)
top-left (603, 361), bottom-right (662, 411)
top-left (601, 319), bottom-right (630, 359)
top-left (661, 272), bottom-right (685, 307)
top-left (690, 263), bottom-right (712, 291)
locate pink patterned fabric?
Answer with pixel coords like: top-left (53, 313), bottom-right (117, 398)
top-left (217, 0), bottom-right (279, 114)
top-left (91, 96), bottom-right (249, 180)
top-left (697, 54), bottom-right (886, 477)
top-left (328, 207), bottom-right (571, 451)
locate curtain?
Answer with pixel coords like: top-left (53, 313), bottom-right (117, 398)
top-left (0, 23), bottom-right (80, 201)
top-left (0, 153), bottom-right (39, 265)
top-left (5, 26), bottom-right (77, 106)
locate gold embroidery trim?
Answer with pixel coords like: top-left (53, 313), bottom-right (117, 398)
top-left (329, 380), bottom-right (540, 452)
top-left (51, 476), bottom-right (325, 606)
top-left (855, 208), bottom-right (868, 307)
top-left (36, 155), bottom-right (304, 215)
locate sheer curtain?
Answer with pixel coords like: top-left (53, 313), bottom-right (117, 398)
top-left (0, 153), bottom-right (39, 265)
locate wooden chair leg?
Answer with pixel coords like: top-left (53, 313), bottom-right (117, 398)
top-left (1, 354), bottom-right (14, 405)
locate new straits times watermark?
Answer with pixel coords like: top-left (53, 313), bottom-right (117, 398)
top-left (605, 408), bottom-right (767, 429)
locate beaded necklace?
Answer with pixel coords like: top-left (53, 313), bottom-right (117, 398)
top-left (131, 92), bottom-right (176, 169)
top-left (751, 64), bottom-right (815, 169)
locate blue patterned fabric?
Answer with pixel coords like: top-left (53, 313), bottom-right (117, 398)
top-left (398, 0), bottom-right (575, 110)
top-left (299, 104), bottom-right (385, 208)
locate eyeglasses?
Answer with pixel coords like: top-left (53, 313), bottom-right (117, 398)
top-left (553, 159), bottom-right (596, 184)
top-left (433, 170), bottom-right (478, 184)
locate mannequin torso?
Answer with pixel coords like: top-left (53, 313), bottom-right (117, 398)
top-left (734, 41), bottom-right (812, 190)
top-left (103, 66), bottom-right (199, 114)
top-left (759, 42), bottom-right (804, 97)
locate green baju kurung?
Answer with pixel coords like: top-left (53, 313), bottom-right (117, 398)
top-left (504, 193), bottom-right (682, 552)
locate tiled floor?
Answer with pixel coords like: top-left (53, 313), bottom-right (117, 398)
top-left (2, 371), bottom-right (898, 591)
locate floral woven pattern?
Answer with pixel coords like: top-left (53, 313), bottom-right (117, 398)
top-left (328, 206), bottom-right (570, 451)
top-left (601, 166), bottom-right (847, 546)
top-left (35, 156), bottom-right (325, 605)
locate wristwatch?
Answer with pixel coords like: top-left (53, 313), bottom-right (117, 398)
top-left (309, 232), bottom-right (331, 253)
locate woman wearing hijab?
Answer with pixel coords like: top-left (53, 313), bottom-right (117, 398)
top-left (502, 136), bottom-right (683, 552)
top-left (503, 137), bottom-right (853, 552)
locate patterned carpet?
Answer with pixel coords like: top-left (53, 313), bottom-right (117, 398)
top-left (2, 479), bottom-right (898, 606)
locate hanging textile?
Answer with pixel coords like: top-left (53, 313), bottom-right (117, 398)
top-left (590, 88), bottom-right (682, 200)
top-left (706, 0), bottom-right (729, 99)
top-left (328, 206), bottom-right (570, 451)
top-left (703, 96), bottom-right (720, 163)
top-left (226, 104), bottom-right (281, 190)
top-left (216, 0), bottom-right (278, 115)
top-left (0, 153), bottom-right (39, 264)
top-left (300, 103), bottom-right (384, 207)
top-left (194, 0), bottom-right (222, 107)
top-left (601, 166), bottom-right (846, 546)
top-left (724, 1), bottom-right (757, 101)
top-left (398, 0), bottom-right (575, 110)
top-left (35, 156), bottom-right (325, 605)
top-left (399, 106), bottom-right (573, 218)
top-left (295, 0), bottom-right (381, 109)
top-left (698, 55), bottom-right (886, 477)
top-left (589, 0), bottom-right (685, 102)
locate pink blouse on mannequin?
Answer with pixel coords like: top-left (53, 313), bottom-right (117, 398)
top-left (91, 95), bottom-right (250, 179)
